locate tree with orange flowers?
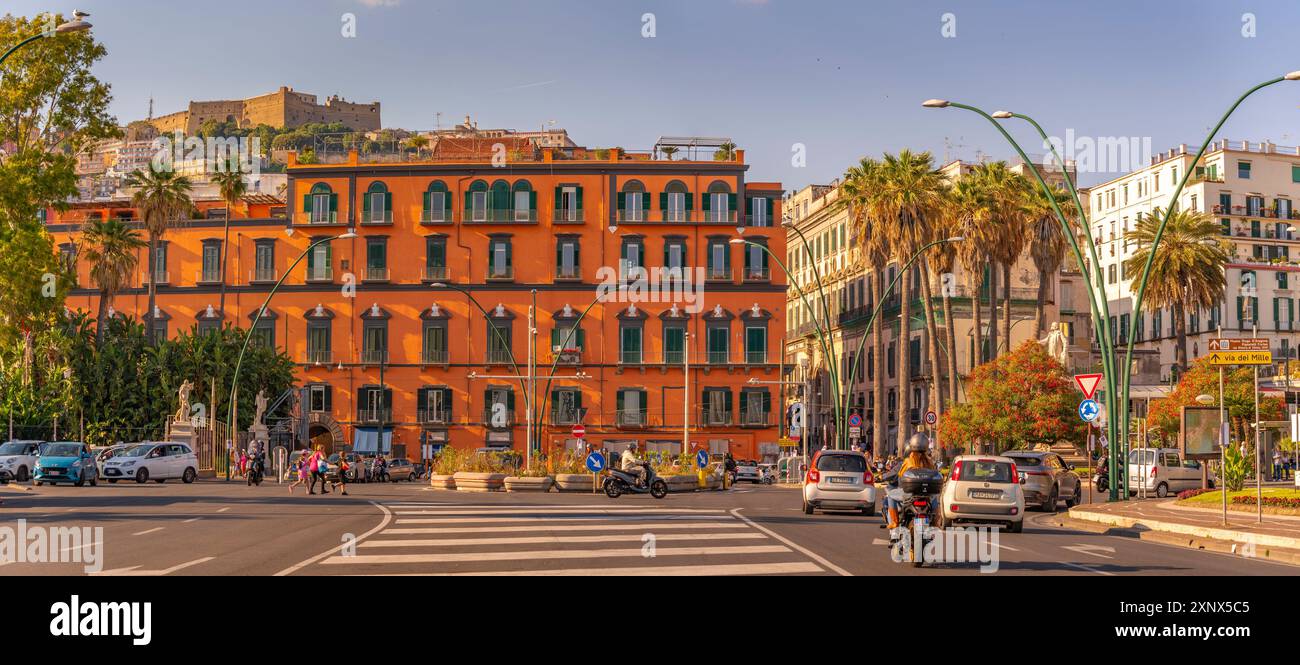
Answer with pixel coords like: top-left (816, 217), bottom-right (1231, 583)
top-left (1145, 357), bottom-right (1284, 448)
top-left (940, 341), bottom-right (1086, 454)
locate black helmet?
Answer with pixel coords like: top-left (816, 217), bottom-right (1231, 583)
top-left (907, 433), bottom-right (929, 454)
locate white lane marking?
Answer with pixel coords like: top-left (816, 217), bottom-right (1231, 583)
top-left (321, 545), bottom-right (791, 565)
top-left (361, 533), bottom-right (768, 548)
top-left (346, 562), bottom-right (826, 577)
top-left (93, 557), bottom-right (214, 576)
top-left (132, 527), bottom-right (164, 536)
top-left (60, 540), bottom-right (101, 554)
top-left (183, 517), bottom-right (201, 523)
top-left (392, 508), bottom-right (726, 516)
top-left (1061, 561), bottom-right (1114, 576)
top-left (1062, 544), bottom-right (1116, 559)
top-left (382, 522), bottom-right (750, 535)
top-left (730, 508), bottom-right (851, 577)
top-left (396, 515), bottom-right (736, 525)
top-left (274, 501), bottom-right (392, 577)
top-left (216, 507), bottom-right (231, 513)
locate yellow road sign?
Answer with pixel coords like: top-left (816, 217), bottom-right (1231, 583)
top-left (1207, 350), bottom-right (1272, 366)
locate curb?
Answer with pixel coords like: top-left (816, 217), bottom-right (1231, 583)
top-left (1067, 506), bottom-right (1300, 551)
top-left (1136, 530), bottom-right (1300, 566)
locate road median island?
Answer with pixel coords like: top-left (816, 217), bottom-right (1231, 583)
top-left (1067, 502), bottom-right (1300, 562)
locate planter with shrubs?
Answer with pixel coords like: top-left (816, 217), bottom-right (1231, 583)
top-left (452, 452), bottom-right (509, 492)
top-left (428, 447), bottom-right (460, 490)
top-left (504, 465), bottom-right (554, 492)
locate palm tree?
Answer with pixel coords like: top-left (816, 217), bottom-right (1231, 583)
top-left (660, 146), bottom-right (679, 161)
top-left (1025, 184), bottom-right (1074, 337)
top-left (713, 141), bottom-right (737, 161)
top-left (842, 157), bottom-right (891, 456)
top-left (1122, 207), bottom-right (1231, 372)
top-left (210, 168), bottom-right (248, 316)
top-left (950, 177), bottom-right (994, 371)
top-left (974, 162), bottom-right (1031, 357)
top-left (864, 150), bottom-right (947, 454)
top-left (78, 218), bottom-right (145, 346)
top-left (127, 166), bottom-right (194, 344)
top-left (404, 135), bottom-right (430, 157)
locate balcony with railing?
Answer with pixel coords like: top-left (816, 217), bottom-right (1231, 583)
top-left (481, 406), bottom-right (516, 427)
top-left (707, 350), bottom-right (730, 365)
top-left (1214, 203), bottom-right (1300, 220)
top-left (487, 264), bottom-right (514, 281)
top-left (422, 265), bottom-right (448, 282)
top-left (421, 209), bottom-right (451, 224)
top-left (706, 266), bottom-right (732, 282)
top-left (743, 266), bottom-right (770, 282)
top-left (553, 208), bottom-right (584, 224)
top-left (555, 265), bottom-right (581, 280)
top-left (306, 349), bottom-right (331, 364)
top-left (361, 349), bottom-right (388, 365)
top-left (364, 266), bottom-right (390, 282)
top-left (358, 407), bottom-right (392, 424)
top-left (486, 348), bottom-right (515, 365)
top-left (551, 346), bottom-right (582, 365)
top-left (249, 267), bottom-right (278, 284)
top-left (421, 349), bottom-right (449, 365)
top-left (615, 410), bottom-right (648, 428)
top-left (743, 215), bottom-right (772, 227)
top-left (467, 208), bottom-right (535, 223)
top-left (619, 349), bottom-right (644, 365)
top-left (551, 407), bottom-right (581, 427)
top-left (305, 265), bottom-right (334, 283)
top-left (738, 409), bottom-right (772, 427)
top-left (196, 269), bottom-right (222, 285)
top-left (745, 349), bottom-right (769, 365)
top-left (360, 209), bottom-right (393, 225)
top-left (700, 408), bottom-right (732, 427)
top-left (663, 349), bottom-right (685, 366)
top-left (142, 270), bottom-right (170, 286)
top-left (417, 408), bottom-right (450, 425)
top-left (704, 210), bottom-right (738, 223)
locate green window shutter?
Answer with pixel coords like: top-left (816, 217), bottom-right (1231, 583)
top-left (303, 194), bottom-right (313, 214)
top-left (329, 194), bottom-right (338, 220)
top-left (362, 192), bottom-right (371, 216)
top-left (739, 391), bottom-right (750, 414)
top-left (702, 193), bottom-right (711, 211)
top-left (575, 187), bottom-right (583, 209)
top-left (529, 191), bottom-right (537, 211)
top-left (701, 390), bottom-right (712, 414)
top-left (505, 240), bottom-right (513, 267)
top-left (507, 390), bottom-right (516, 411)
top-left (685, 193), bottom-right (694, 211)
top-left (385, 192), bottom-right (392, 214)
top-left (660, 192), bottom-right (668, 211)
top-left (554, 186), bottom-right (562, 207)
top-left (1236, 297), bottom-right (1243, 323)
top-left (422, 191), bottom-right (431, 214)
top-left (641, 193), bottom-right (650, 211)
top-left (761, 391), bottom-right (771, 413)
top-left (766, 198), bottom-right (774, 218)
top-left (723, 390), bottom-right (733, 413)
top-left (616, 390), bottom-right (625, 412)
top-left (617, 192), bottom-right (626, 211)
top-left (417, 388), bottom-right (429, 412)
top-left (323, 386), bottom-right (332, 412)
top-left (728, 194), bottom-right (737, 212)
top-left (464, 190), bottom-right (472, 214)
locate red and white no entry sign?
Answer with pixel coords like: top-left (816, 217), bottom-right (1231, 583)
top-left (572, 424), bottom-right (586, 439)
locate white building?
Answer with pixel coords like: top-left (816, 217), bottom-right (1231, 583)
top-left (1088, 139), bottom-right (1300, 380)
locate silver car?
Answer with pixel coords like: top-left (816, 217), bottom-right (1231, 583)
top-left (802, 450), bottom-right (877, 516)
top-left (1003, 451), bottom-right (1082, 512)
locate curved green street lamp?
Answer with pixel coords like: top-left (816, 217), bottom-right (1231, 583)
top-left (784, 222), bottom-right (848, 447)
top-left (530, 294), bottom-right (604, 449)
top-left (923, 98), bottom-right (1122, 497)
top-left (226, 229), bottom-right (356, 480)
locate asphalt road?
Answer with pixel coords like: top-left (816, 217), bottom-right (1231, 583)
top-left (1, 478), bottom-right (1294, 576)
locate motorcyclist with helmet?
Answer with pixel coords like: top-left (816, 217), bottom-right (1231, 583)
top-left (621, 442), bottom-right (648, 488)
top-left (883, 433), bottom-right (939, 530)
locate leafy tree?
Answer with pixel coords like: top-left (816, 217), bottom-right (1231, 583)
top-left (210, 168), bottom-right (248, 314)
top-left (939, 340), bottom-right (1086, 452)
top-left (126, 166), bottom-right (194, 343)
top-left (0, 13), bottom-right (119, 348)
top-left (1145, 356), bottom-right (1284, 447)
top-left (78, 218), bottom-right (146, 345)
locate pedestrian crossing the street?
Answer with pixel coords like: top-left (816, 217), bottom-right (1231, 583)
top-left (290, 499), bottom-right (831, 576)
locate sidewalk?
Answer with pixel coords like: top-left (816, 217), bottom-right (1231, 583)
top-left (1067, 497), bottom-right (1300, 562)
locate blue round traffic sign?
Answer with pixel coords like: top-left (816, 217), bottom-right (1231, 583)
top-left (696, 450), bottom-right (710, 469)
top-left (1078, 399), bottom-right (1100, 423)
top-left (585, 452), bottom-right (606, 473)
top-left (848, 413), bottom-right (863, 428)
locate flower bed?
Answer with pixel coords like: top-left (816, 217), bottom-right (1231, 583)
top-left (1232, 495), bottom-right (1300, 508)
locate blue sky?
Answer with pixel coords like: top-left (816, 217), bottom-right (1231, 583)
top-left (9, 0), bottom-right (1300, 189)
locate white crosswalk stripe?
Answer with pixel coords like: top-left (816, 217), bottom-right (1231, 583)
top-left (292, 499), bottom-right (830, 576)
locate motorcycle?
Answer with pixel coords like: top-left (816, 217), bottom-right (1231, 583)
top-left (603, 462), bottom-right (668, 499)
top-left (880, 466), bottom-right (945, 568)
top-left (1092, 459), bottom-right (1122, 493)
top-left (246, 453), bottom-right (265, 486)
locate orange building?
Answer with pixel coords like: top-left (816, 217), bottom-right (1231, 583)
top-left (47, 143), bottom-right (786, 463)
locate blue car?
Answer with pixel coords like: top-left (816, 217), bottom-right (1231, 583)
top-left (33, 442), bottom-right (99, 487)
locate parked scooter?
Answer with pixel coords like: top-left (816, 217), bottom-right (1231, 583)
top-left (603, 462), bottom-right (668, 499)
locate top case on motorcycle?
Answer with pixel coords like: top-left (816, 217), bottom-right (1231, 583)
top-left (900, 468), bottom-right (944, 495)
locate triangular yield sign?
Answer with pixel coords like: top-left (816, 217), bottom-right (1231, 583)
top-left (1074, 374), bottom-right (1103, 400)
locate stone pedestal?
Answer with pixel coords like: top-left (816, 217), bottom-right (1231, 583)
top-left (248, 423), bottom-right (269, 447)
top-left (168, 421), bottom-right (194, 447)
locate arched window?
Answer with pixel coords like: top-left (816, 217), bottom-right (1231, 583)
top-left (704, 181), bottom-right (735, 223)
top-left (662, 180), bottom-right (691, 222)
top-left (423, 180), bottom-right (450, 223)
top-left (619, 180), bottom-right (648, 222)
top-left (511, 180), bottom-right (535, 221)
top-left (489, 180), bottom-right (511, 221)
top-left (362, 181), bottom-right (391, 223)
top-left (466, 180), bottom-right (489, 222)
top-left (304, 183), bottom-right (337, 224)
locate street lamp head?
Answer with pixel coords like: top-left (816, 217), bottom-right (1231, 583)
top-left (431, 282), bottom-right (447, 288)
top-left (729, 238), bottom-right (746, 245)
top-left (991, 111), bottom-right (1013, 119)
top-left (55, 19), bottom-right (92, 34)
top-left (921, 99), bottom-right (950, 108)
top-left (1286, 71), bottom-right (1300, 81)
top-left (337, 229), bottom-right (357, 239)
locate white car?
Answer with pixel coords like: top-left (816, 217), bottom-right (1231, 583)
top-left (0, 440), bottom-right (42, 483)
top-left (941, 455), bottom-right (1026, 533)
top-left (1128, 448), bottom-right (1216, 498)
top-left (95, 443), bottom-right (139, 479)
top-left (101, 442), bottom-right (199, 484)
top-left (734, 459), bottom-right (773, 484)
top-left (802, 450), bottom-right (877, 515)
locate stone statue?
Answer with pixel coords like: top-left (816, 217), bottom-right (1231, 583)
top-left (174, 380), bottom-right (194, 424)
top-left (253, 390), bottom-right (269, 427)
top-left (1038, 322), bottom-right (1069, 367)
